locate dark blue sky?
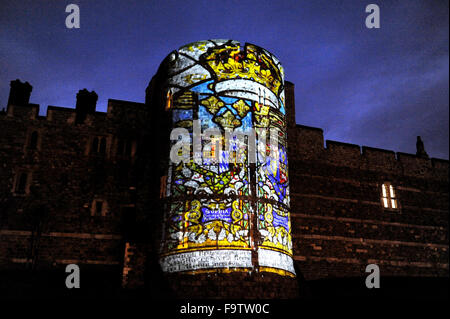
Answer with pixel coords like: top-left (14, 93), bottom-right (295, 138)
top-left (1, 0), bottom-right (448, 159)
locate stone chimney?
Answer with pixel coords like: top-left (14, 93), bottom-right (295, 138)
top-left (75, 89), bottom-right (98, 124)
top-left (7, 79), bottom-right (32, 107)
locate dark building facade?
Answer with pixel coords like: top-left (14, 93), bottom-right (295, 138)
top-left (0, 50), bottom-right (448, 298)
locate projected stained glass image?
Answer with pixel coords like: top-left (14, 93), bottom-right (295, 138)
top-left (159, 40), bottom-right (295, 276)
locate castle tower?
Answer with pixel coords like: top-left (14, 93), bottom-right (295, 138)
top-left (147, 40), bottom-right (298, 298)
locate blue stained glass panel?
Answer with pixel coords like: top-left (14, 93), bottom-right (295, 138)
top-left (272, 211), bottom-right (289, 229)
top-left (191, 80), bottom-right (215, 94)
top-left (173, 109), bottom-right (193, 122)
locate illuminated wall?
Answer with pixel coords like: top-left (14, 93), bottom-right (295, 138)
top-left (159, 40), bottom-right (295, 277)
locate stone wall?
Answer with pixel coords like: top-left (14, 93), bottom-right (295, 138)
top-left (0, 96), bottom-right (148, 280)
top-left (0, 80), bottom-right (448, 298)
top-left (286, 83), bottom-right (448, 281)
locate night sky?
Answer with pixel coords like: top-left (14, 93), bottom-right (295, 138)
top-left (1, 0), bottom-right (448, 159)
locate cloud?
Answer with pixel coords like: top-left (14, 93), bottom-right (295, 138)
top-left (0, 0), bottom-right (447, 158)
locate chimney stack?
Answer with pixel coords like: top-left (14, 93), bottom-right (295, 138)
top-left (284, 81), bottom-right (296, 129)
top-left (7, 79), bottom-right (32, 107)
top-left (75, 89), bottom-right (98, 124)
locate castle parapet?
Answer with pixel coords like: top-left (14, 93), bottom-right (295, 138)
top-left (361, 146), bottom-right (399, 172)
top-left (288, 124), bottom-right (324, 160)
top-left (6, 103), bottom-right (39, 120)
top-left (325, 140), bottom-right (361, 168)
top-left (397, 152), bottom-right (434, 178)
top-left (432, 158), bottom-right (449, 178)
top-left (46, 106), bottom-right (76, 123)
top-left (287, 123), bottom-right (448, 179)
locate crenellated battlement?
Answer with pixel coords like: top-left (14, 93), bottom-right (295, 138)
top-left (4, 99), bottom-right (145, 125)
top-left (46, 105), bottom-right (77, 123)
top-left (325, 140), bottom-right (361, 168)
top-left (288, 124), bottom-right (448, 180)
top-left (5, 103), bottom-right (40, 120)
top-left (3, 79), bottom-right (448, 180)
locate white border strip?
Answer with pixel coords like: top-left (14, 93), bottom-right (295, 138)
top-left (160, 249), bottom-right (252, 273)
top-left (258, 248), bottom-right (296, 274)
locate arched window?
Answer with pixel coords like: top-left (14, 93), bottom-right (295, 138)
top-left (117, 139), bottom-right (124, 155)
top-left (14, 172), bottom-right (29, 194)
top-left (99, 137), bottom-right (106, 154)
top-left (29, 131), bottom-right (38, 150)
top-left (95, 201), bottom-right (103, 215)
top-left (116, 138), bottom-right (135, 157)
top-left (125, 139), bottom-right (132, 156)
top-left (91, 199), bottom-right (108, 216)
top-left (92, 137), bottom-right (99, 154)
top-left (90, 136), bottom-right (108, 156)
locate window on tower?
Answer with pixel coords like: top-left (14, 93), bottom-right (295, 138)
top-left (165, 89), bottom-right (173, 111)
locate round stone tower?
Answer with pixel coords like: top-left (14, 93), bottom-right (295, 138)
top-left (147, 39), bottom-right (298, 298)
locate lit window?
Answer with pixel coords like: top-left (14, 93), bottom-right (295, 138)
top-left (165, 90), bottom-right (173, 110)
top-left (381, 183), bottom-right (398, 209)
